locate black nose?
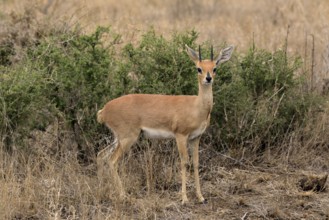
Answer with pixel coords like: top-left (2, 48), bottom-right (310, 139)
top-left (206, 72), bottom-right (212, 82)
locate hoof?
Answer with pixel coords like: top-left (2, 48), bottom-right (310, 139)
top-left (200, 198), bottom-right (208, 204)
top-left (181, 198), bottom-right (189, 205)
top-left (119, 192), bottom-right (126, 199)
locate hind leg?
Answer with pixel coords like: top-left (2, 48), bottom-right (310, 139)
top-left (97, 139), bottom-right (117, 196)
top-left (97, 131), bottom-right (140, 198)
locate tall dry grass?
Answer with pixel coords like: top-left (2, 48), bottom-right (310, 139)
top-left (1, 117), bottom-right (328, 219)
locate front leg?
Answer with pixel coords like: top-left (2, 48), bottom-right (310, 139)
top-left (189, 137), bottom-right (206, 203)
top-left (176, 134), bottom-right (189, 204)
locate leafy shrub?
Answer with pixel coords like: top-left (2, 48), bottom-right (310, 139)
top-left (0, 23), bottom-right (324, 159)
top-left (29, 27), bottom-right (116, 121)
top-left (0, 41), bottom-right (15, 66)
top-left (120, 29), bottom-right (199, 96)
top-left (0, 63), bottom-right (51, 148)
top-left (0, 26), bottom-right (119, 157)
top-left (211, 45), bottom-right (320, 151)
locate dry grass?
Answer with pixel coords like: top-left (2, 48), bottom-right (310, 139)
top-left (1, 138), bottom-right (328, 219)
top-left (0, 116), bottom-right (328, 219)
top-left (1, 0), bottom-right (329, 219)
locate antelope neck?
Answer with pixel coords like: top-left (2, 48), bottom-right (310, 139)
top-left (197, 83), bottom-right (213, 114)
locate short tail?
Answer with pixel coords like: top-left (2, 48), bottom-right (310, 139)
top-left (97, 109), bottom-right (104, 124)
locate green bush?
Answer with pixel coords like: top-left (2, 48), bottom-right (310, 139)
top-left (120, 29), bottom-right (199, 95)
top-left (0, 41), bottom-right (15, 66)
top-left (28, 27), bottom-right (116, 124)
top-left (0, 24), bottom-right (324, 158)
top-left (211, 45), bottom-right (320, 151)
top-left (1, 26), bottom-right (119, 156)
top-left (0, 63), bottom-right (51, 148)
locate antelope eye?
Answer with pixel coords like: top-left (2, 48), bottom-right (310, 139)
top-left (197, 68), bottom-right (202, 74)
top-left (213, 68), bottom-right (217, 73)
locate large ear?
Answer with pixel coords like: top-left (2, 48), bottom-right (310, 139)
top-left (185, 44), bottom-right (199, 63)
top-left (215, 45), bottom-right (234, 66)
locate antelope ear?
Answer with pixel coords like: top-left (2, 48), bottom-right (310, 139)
top-left (185, 44), bottom-right (199, 63)
top-left (215, 46), bottom-right (234, 66)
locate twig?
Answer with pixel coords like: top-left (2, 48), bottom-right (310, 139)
top-left (241, 212), bottom-right (249, 220)
top-left (284, 25), bottom-right (290, 66)
top-left (310, 34), bottom-right (315, 91)
top-left (304, 31), bottom-right (308, 72)
top-left (209, 148), bottom-right (249, 168)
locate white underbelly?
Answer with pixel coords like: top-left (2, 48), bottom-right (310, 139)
top-left (141, 121), bottom-right (208, 140)
top-left (189, 121), bottom-right (208, 140)
top-left (142, 127), bottom-right (175, 139)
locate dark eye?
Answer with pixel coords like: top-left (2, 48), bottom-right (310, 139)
top-left (213, 68), bottom-right (217, 73)
top-left (197, 68), bottom-right (202, 74)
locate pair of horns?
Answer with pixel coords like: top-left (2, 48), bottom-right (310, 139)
top-left (198, 45), bottom-right (214, 62)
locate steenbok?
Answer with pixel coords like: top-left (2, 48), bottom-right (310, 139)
top-left (97, 44), bottom-right (234, 204)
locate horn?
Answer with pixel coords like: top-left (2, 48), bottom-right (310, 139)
top-left (211, 45), bottom-right (214, 61)
top-left (198, 45), bottom-right (202, 62)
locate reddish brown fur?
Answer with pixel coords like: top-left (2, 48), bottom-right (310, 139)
top-left (97, 45), bottom-right (234, 204)
top-left (100, 94), bottom-right (210, 137)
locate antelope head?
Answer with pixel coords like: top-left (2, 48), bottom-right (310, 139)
top-left (185, 44), bottom-right (234, 86)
